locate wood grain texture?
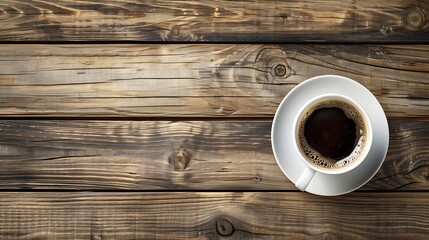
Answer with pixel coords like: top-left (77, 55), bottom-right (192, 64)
top-left (0, 120), bottom-right (427, 190)
top-left (0, 44), bottom-right (428, 117)
top-left (0, 192), bottom-right (428, 239)
top-left (0, 0), bottom-right (428, 42)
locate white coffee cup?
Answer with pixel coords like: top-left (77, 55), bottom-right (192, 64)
top-left (271, 75), bottom-right (389, 195)
top-left (292, 93), bottom-right (373, 191)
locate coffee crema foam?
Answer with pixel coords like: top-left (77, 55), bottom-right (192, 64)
top-left (297, 98), bottom-right (367, 169)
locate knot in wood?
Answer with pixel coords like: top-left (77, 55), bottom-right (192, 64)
top-left (424, 173), bottom-right (429, 182)
top-left (164, 25), bottom-right (198, 41)
top-left (420, 168), bottom-right (429, 182)
top-left (216, 218), bottom-right (234, 237)
top-left (171, 25), bottom-right (182, 37)
top-left (168, 149), bottom-right (191, 170)
top-left (274, 64), bottom-right (287, 77)
top-left (404, 6), bottom-right (426, 30)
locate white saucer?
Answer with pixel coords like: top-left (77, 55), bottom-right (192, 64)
top-left (271, 75), bottom-right (389, 196)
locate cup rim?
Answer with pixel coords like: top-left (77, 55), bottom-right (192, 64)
top-left (292, 93), bottom-right (373, 175)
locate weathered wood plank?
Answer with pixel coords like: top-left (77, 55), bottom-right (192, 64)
top-left (0, 0), bottom-right (428, 42)
top-left (0, 120), bottom-right (427, 190)
top-left (0, 44), bottom-right (428, 117)
top-left (0, 192), bottom-right (428, 239)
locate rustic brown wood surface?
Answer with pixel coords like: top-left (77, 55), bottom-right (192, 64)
top-left (0, 192), bottom-right (428, 239)
top-left (1, 0), bottom-right (428, 238)
top-left (0, 44), bottom-right (428, 118)
top-left (0, 0), bottom-right (428, 42)
top-left (0, 120), bottom-right (427, 191)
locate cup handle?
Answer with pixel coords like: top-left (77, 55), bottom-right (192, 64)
top-left (295, 167), bottom-right (316, 191)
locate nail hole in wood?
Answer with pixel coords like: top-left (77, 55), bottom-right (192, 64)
top-left (216, 218), bottom-right (234, 237)
top-left (274, 64), bottom-right (287, 77)
top-left (168, 149), bottom-right (191, 170)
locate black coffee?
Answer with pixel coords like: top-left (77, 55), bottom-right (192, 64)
top-left (297, 98), bottom-right (367, 169)
top-left (304, 107), bottom-right (356, 160)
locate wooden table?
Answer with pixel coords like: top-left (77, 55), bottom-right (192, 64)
top-left (0, 1), bottom-right (428, 239)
